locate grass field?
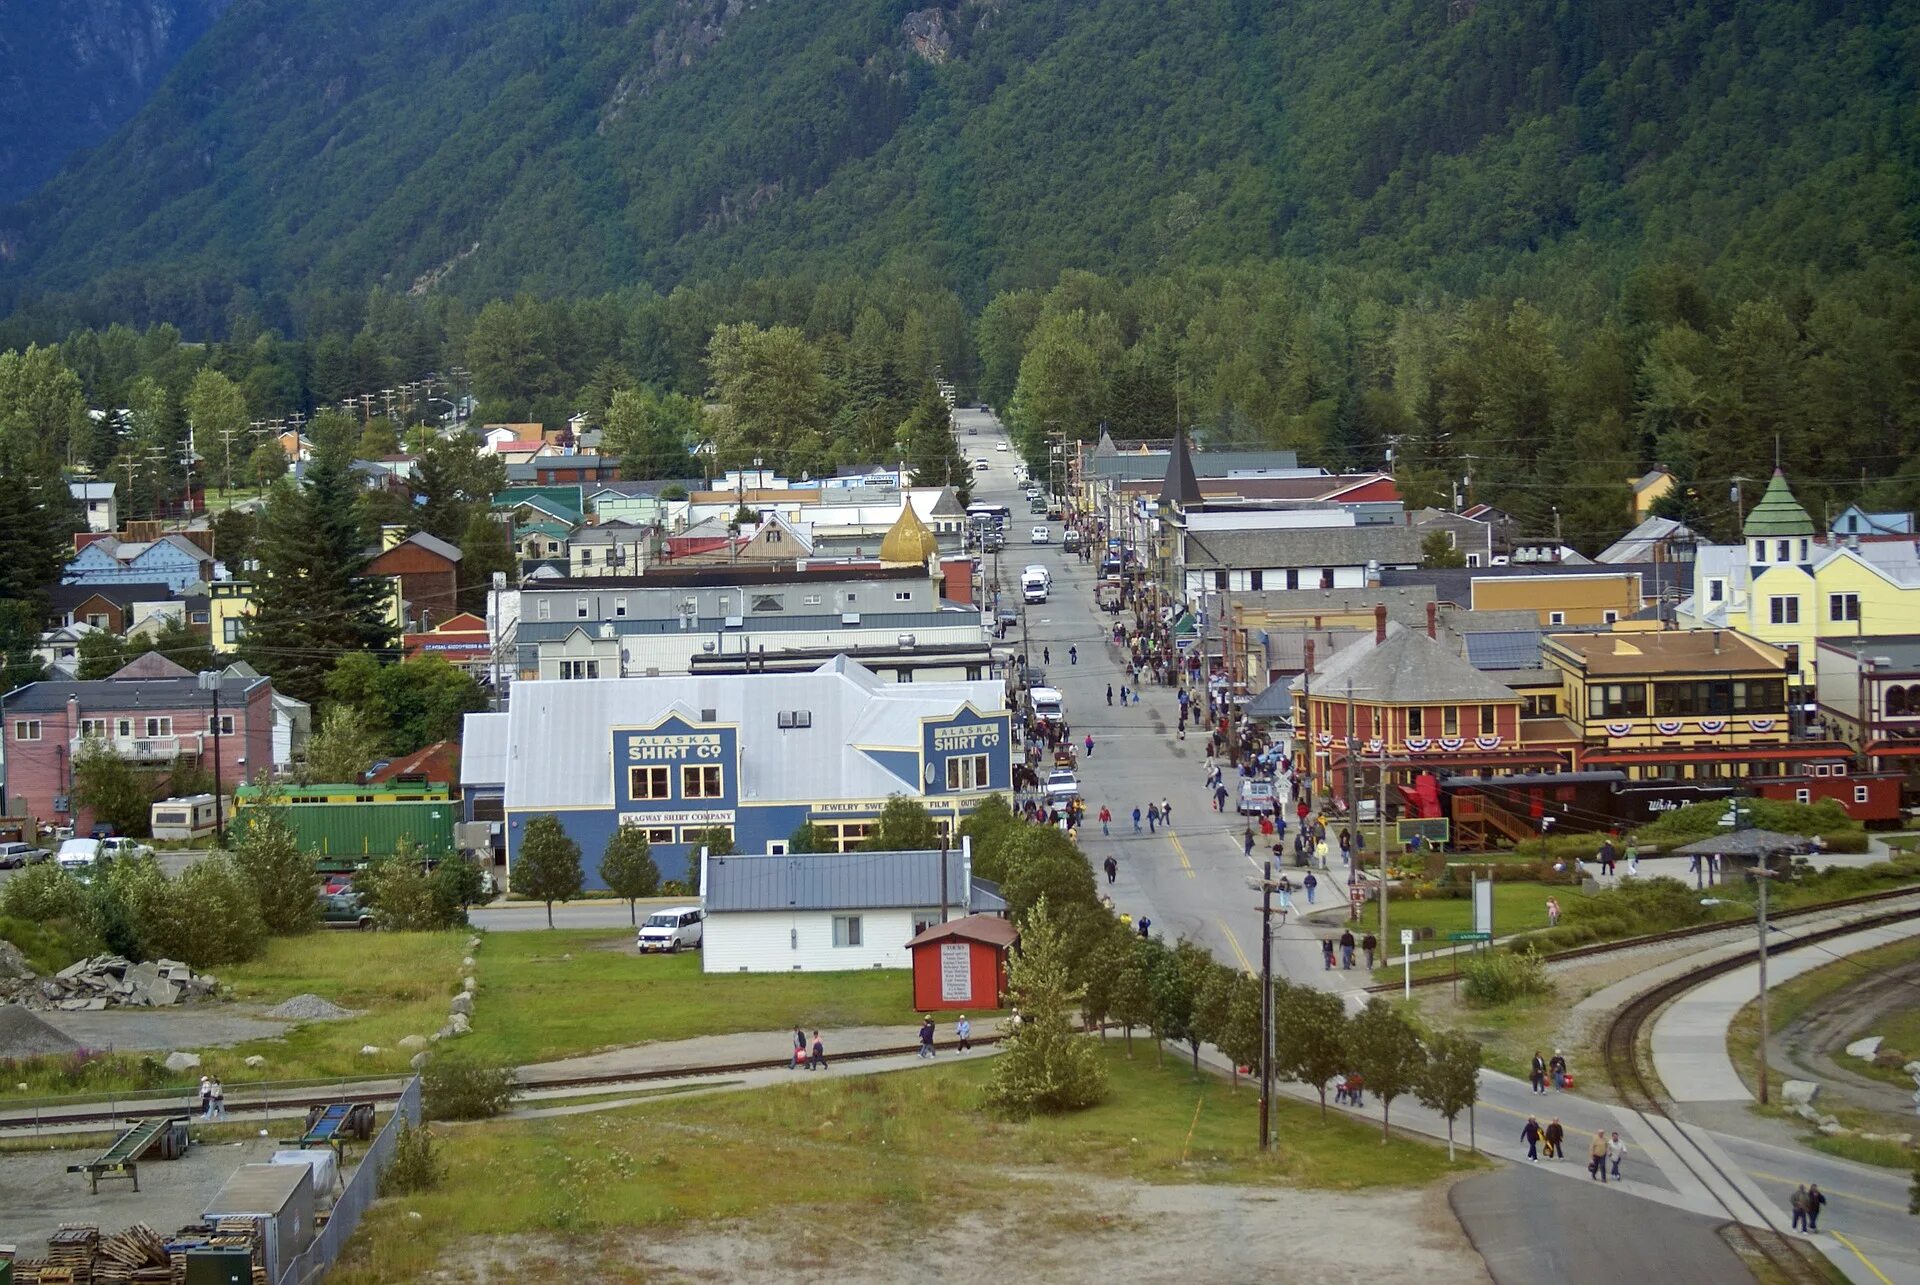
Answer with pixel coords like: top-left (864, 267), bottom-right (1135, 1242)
top-left (328, 1045), bottom-right (1482, 1283)
top-left (1382, 883), bottom-right (1555, 944)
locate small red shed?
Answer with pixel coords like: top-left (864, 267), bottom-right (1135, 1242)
top-left (907, 914), bottom-right (1017, 1012)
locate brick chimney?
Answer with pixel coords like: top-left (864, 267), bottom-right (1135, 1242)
top-left (1304, 639), bottom-right (1316, 675)
top-left (1426, 601), bottom-right (1438, 639)
top-left (1374, 603), bottom-right (1388, 644)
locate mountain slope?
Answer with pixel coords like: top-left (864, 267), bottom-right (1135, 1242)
top-left (2, 0), bottom-right (1915, 309)
top-left (0, 0), bottom-right (232, 204)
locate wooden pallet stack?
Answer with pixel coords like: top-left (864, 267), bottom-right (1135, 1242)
top-left (94, 1224), bottom-right (170, 1284)
top-left (46, 1224), bottom-right (99, 1285)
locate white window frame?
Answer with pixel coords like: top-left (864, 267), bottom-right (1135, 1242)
top-left (1828, 592), bottom-right (1860, 623)
top-left (832, 914), bottom-right (864, 948)
top-left (1795, 788), bottom-right (1811, 803)
top-left (1548, 611), bottom-right (1566, 626)
top-left (144, 716), bottom-right (172, 737)
top-left (1853, 784), bottom-right (1870, 804)
top-left (629, 766), bottom-right (670, 800)
top-left (945, 753), bottom-right (990, 791)
top-left (207, 714), bottom-right (235, 735)
top-left (14, 719), bottom-right (42, 741)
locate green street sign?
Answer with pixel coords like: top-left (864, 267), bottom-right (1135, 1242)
top-left (1447, 931), bottom-right (1492, 942)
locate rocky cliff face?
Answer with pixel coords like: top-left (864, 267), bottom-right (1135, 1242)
top-left (0, 0), bottom-right (232, 203)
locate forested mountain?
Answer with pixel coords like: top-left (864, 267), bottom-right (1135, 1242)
top-left (0, 0), bottom-right (1914, 324)
top-left (0, 0), bottom-right (231, 204)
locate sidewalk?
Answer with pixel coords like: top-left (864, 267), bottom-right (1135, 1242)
top-left (1650, 916), bottom-right (1920, 1103)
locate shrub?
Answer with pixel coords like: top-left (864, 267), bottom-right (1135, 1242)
top-left (0, 863), bottom-right (89, 923)
top-left (1461, 949), bottom-right (1553, 1007)
top-left (422, 1055), bottom-right (518, 1121)
top-left (383, 1122), bottom-right (446, 1193)
top-left (139, 854), bottom-right (267, 967)
top-left (359, 843), bottom-right (467, 931)
top-left (1634, 797), bottom-right (1857, 846)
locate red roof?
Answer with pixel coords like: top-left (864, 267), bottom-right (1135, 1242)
top-left (368, 740), bottom-right (461, 785)
top-left (906, 914), bottom-right (1018, 950)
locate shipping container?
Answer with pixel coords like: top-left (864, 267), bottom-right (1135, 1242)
top-left (232, 797), bottom-right (455, 869)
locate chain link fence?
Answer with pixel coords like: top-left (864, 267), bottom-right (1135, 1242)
top-left (279, 1074), bottom-right (422, 1285)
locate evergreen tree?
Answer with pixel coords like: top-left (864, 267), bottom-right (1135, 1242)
top-left (457, 511), bottom-right (516, 617)
top-left (0, 438), bottom-right (75, 617)
top-left (511, 816), bottom-right (584, 928)
top-left (229, 792), bottom-right (321, 936)
top-left (241, 439), bottom-right (392, 704)
top-left (985, 896), bottom-right (1108, 1117)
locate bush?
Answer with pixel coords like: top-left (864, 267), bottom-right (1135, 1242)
top-left (0, 862), bottom-right (89, 923)
top-left (382, 1122), bottom-right (445, 1193)
top-left (358, 844), bottom-right (468, 931)
top-left (0, 915), bottom-right (92, 974)
top-left (1460, 949), bottom-right (1552, 1007)
top-left (229, 802), bottom-right (320, 936)
top-left (139, 854), bottom-right (267, 967)
top-left (422, 1055), bottom-right (518, 1121)
top-left (1634, 797), bottom-right (1857, 846)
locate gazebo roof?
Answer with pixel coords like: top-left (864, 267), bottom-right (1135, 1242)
top-left (1667, 828), bottom-right (1810, 857)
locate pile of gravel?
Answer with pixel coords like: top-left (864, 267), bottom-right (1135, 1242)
top-left (0, 1003), bottom-right (83, 1057)
top-left (264, 993), bottom-right (360, 1021)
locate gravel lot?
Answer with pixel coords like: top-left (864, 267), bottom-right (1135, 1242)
top-left (34, 1005), bottom-right (295, 1053)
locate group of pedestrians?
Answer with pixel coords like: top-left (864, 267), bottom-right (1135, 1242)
top-left (1130, 798), bottom-right (1174, 833)
top-left (1320, 928), bottom-right (1379, 970)
top-left (1529, 1049), bottom-right (1571, 1093)
top-left (791, 1026), bottom-right (827, 1070)
top-left (196, 1075), bottom-right (226, 1120)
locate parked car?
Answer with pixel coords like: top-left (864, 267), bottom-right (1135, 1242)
top-left (1030, 526), bottom-right (1050, 544)
top-left (995, 443), bottom-right (1009, 452)
top-left (637, 906), bottom-right (706, 953)
top-left (320, 891), bottom-right (375, 931)
top-left (0, 842), bottom-right (48, 869)
top-left (1237, 779), bottom-right (1277, 816)
top-left (56, 837), bottom-right (106, 881)
top-left (1062, 530), bottom-right (1082, 553)
top-left (1044, 769), bottom-right (1081, 802)
top-left (98, 836), bottom-right (154, 860)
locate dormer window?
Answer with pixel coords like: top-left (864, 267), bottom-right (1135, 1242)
top-left (1798, 539), bottom-right (1809, 562)
top-left (1776, 540), bottom-right (1790, 563)
top-left (1752, 540), bottom-right (1765, 563)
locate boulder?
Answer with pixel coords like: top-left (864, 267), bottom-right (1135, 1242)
top-left (1903, 1060), bottom-right (1920, 1079)
top-left (1781, 1079), bottom-right (1820, 1108)
top-left (360, 1045), bottom-right (385, 1056)
top-left (1845, 1036), bottom-right (1883, 1061)
top-left (163, 1051), bottom-right (202, 1073)
top-left (448, 1012), bottom-right (471, 1035)
top-left (244, 1055), bottom-right (268, 1069)
top-left (466, 937), bottom-right (481, 951)
top-left (461, 956), bottom-right (475, 969)
top-left (410, 1051), bottom-right (430, 1070)
top-left (398, 1034), bottom-right (429, 1052)
top-left (461, 977), bottom-right (477, 994)
top-left (448, 993), bottom-right (473, 1016)
top-left (1818, 1120), bottom-right (1847, 1136)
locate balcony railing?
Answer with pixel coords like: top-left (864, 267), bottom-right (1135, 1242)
top-left (70, 733), bottom-right (208, 761)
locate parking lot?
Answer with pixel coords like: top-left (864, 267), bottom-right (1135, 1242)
top-left (0, 847), bottom-right (211, 891)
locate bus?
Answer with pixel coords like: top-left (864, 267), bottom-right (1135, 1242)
top-left (966, 502), bottom-right (1011, 531)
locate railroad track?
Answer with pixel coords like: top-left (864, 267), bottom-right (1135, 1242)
top-left (1361, 882), bottom-right (1920, 994)
top-left (1599, 905), bottom-right (1919, 1284)
top-left (0, 1035), bottom-right (1006, 1133)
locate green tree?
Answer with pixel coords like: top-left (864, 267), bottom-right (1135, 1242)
top-left (125, 616), bottom-right (218, 674)
top-left (512, 816), bottom-right (584, 928)
top-left (997, 825), bottom-right (1099, 923)
top-left (599, 825), bottom-right (661, 925)
top-left (707, 323), bottom-right (829, 473)
top-left (229, 792), bottom-right (320, 936)
top-left (861, 795), bottom-right (941, 852)
top-left (324, 653), bottom-right (487, 755)
top-left (687, 824), bottom-right (736, 857)
top-left (77, 628), bottom-right (130, 679)
top-left (0, 862), bottom-right (88, 922)
top-left (249, 439), bottom-right (289, 488)
top-left (185, 367), bottom-right (249, 490)
top-left (0, 601), bottom-right (47, 693)
top-left (1080, 918), bottom-right (1136, 1040)
top-left (413, 433), bottom-right (506, 545)
top-left (0, 344), bottom-right (89, 473)
top-left (0, 435), bottom-right (78, 617)
top-left (304, 704), bottom-right (383, 784)
top-left (1272, 980), bottom-right (1349, 1120)
top-left (138, 854), bottom-right (266, 967)
top-left (786, 821), bottom-right (830, 854)
top-left (358, 839), bottom-right (466, 931)
top-left (986, 897), bottom-right (1108, 1117)
top-left (1420, 530), bottom-right (1467, 568)
top-left (72, 738), bottom-right (154, 837)
top-left (1348, 997), bottom-right (1428, 1141)
top-left (1109, 940), bottom-right (1156, 1056)
top-left (902, 383), bottom-right (963, 488)
top-left (602, 385), bottom-right (700, 480)
top-left (457, 511), bottom-right (515, 617)
top-left (1416, 1030), bottom-right (1483, 1161)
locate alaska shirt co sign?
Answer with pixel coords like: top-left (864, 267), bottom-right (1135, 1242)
top-left (613, 719), bottom-right (740, 830)
top-left (920, 705), bottom-right (1012, 796)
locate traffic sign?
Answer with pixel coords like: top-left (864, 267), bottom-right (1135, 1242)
top-left (1447, 931), bottom-right (1492, 942)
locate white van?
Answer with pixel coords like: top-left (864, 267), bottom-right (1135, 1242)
top-left (1021, 566), bottom-right (1050, 603)
top-left (56, 837), bottom-right (103, 879)
top-left (637, 906), bottom-right (706, 953)
top-left (1029, 686), bottom-right (1065, 723)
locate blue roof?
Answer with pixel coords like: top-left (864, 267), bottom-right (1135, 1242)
top-left (1462, 631), bottom-right (1546, 670)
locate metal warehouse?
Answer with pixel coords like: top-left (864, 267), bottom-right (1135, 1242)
top-left (462, 657), bottom-right (1012, 888)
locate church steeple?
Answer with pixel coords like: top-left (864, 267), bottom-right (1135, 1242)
top-left (1158, 431), bottom-right (1202, 511)
top-left (1743, 468), bottom-right (1815, 574)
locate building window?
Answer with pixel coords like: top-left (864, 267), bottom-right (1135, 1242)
top-left (144, 717), bottom-right (172, 737)
top-left (1441, 707), bottom-right (1458, 737)
top-left (642, 827), bottom-right (676, 844)
top-left (894, 590), bottom-right (913, 602)
top-left (1603, 610), bottom-right (1619, 624)
top-left (1795, 788), bottom-right (1811, 803)
top-left (946, 754), bottom-right (990, 791)
top-left (191, 611), bottom-right (208, 625)
top-left (579, 547), bottom-right (595, 566)
top-left (614, 597), bottom-right (628, 618)
top-left (753, 594), bottom-right (784, 613)
top-left (1853, 784), bottom-right (1870, 804)
top-left (766, 526), bottom-right (782, 543)
top-left (223, 619), bottom-right (244, 644)
top-left (681, 824), bottom-right (732, 846)
top-left (536, 599), bottom-right (551, 620)
top-left (1406, 708), bottom-right (1424, 737)
top-left (207, 715), bottom-right (235, 736)
top-left (1480, 705), bottom-right (1496, 736)
top-left (79, 718), bottom-right (108, 739)
top-left (14, 719), bottom-right (41, 741)
top-left (965, 666), bottom-right (983, 682)
top-left (559, 660), bottom-right (599, 680)
top-left (1829, 593), bottom-right (1860, 623)
top-left (1708, 579), bottom-right (1724, 603)
top-left (1768, 596), bottom-right (1799, 625)
top-left (629, 767), bottom-right (670, 799)
top-left (804, 595), bottom-right (823, 606)
top-left (1776, 540), bottom-right (1791, 563)
top-left (85, 613), bottom-right (108, 629)
top-left (116, 718), bottom-right (132, 738)
top-left (832, 915), bottom-right (864, 948)
top-left (682, 765), bottom-right (724, 798)
top-left (575, 597), bottom-right (589, 619)
top-left (1548, 612), bottom-right (1566, 626)
top-left (1587, 684), bottom-right (1647, 720)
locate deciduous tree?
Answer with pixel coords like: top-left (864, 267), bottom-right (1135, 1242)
top-left (512, 816), bottom-right (584, 928)
top-left (1348, 997), bottom-right (1428, 1141)
top-left (1416, 1030), bottom-right (1483, 1160)
top-left (1272, 980), bottom-right (1349, 1120)
top-left (599, 825), bottom-right (661, 925)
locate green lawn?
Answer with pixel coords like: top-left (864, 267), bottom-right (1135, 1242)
top-left (460, 931), bottom-right (946, 1066)
top-left (1385, 882), bottom-right (1556, 944)
top-left (328, 1045), bottom-right (1481, 1282)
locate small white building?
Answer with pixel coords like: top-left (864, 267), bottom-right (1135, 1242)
top-left (699, 841), bottom-right (1005, 974)
top-left (70, 480), bottom-right (118, 533)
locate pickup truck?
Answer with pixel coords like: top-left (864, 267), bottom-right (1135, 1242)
top-left (320, 891), bottom-right (375, 931)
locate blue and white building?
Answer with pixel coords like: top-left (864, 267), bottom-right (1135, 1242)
top-left (462, 658), bottom-right (1011, 887)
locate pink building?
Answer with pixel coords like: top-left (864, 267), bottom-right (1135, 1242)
top-left (1, 653), bottom-right (275, 832)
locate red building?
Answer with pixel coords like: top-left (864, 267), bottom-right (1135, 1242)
top-left (907, 915), bottom-right (1016, 1012)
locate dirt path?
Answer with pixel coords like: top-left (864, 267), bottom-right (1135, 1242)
top-left (429, 1171), bottom-right (1490, 1284)
top-left (1769, 956), bottom-right (1920, 1117)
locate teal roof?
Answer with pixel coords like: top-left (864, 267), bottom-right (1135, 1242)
top-left (1743, 470), bottom-right (1814, 538)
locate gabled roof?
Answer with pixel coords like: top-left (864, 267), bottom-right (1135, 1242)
top-left (1632, 467), bottom-right (1673, 494)
top-left (1292, 624), bottom-right (1518, 703)
top-left (906, 912), bottom-right (1017, 949)
top-left (1595, 516), bottom-right (1696, 564)
top-left (704, 847), bottom-right (978, 913)
top-left (1182, 524), bottom-right (1422, 570)
top-left (114, 651), bottom-right (194, 679)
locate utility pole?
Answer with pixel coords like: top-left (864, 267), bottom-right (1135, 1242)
top-left (1378, 749), bottom-right (1390, 963)
top-left (1344, 681), bottom-right (1360, 919)
top-left (1755, 860), bottom-right (1773, 1106)
top-left (1259, 857), bottom-right (1274, 1151)
top-left (939, 832), bottom-right (951, 925)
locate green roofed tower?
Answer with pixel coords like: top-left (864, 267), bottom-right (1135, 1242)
top-left (1744, 468), bottom-right (1815, 575)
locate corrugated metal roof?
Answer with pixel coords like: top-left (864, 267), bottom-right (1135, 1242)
top-left (461, 712), bottom-right (510, 787)
top-left (704, 847), bottom-right (971, 912)
top-left (499, 660), bottom-right (1004, 810)
top-left (1461, 631), bottom-right (1546, 670)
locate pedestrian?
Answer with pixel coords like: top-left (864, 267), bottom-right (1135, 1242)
top-left (1588, 1128), bottom-right (1610, 1181)
top-left (1598, 839), bottom-right (1616, 876)
top-left (1339, 928), bottom-right (1356, 969)
top-left (1120, 911), bottom-right (1132, 929)
top-left (1107, 684), bottom-right (1114, 706)
top-left (1339, 829), bottom-right (1352, 859)
top-left (792, 1025), bottom-right (808, 1069)
top-left (1138, 915), bottom-right (1151, 938)
top-left (1607, 1131), bottom-right (1625, 1180)
top-left (1085, 732), bottom-right (1095, 757)
top-left (210, 1078), bottom-right (225, 1121)
top-left (918, 1015), bottom-right (937, 1058)
top-left (1322, 938), bottom-right (1336, 971)
top-left (1362, 931), bottom-right (1378, 969)
top-left (1068, 645), bottom-right (1078, 665)
top-left (1160, 797), bottom-right (1171, 825)
top-left (1805, 1183), bottom-right (1826, 1231)
top-left (1346, 1071), bottom-right (1364, 1107)
top-left (1790, 1185), bottom-right (1809, 1231)
top-left (1215, 784), bottom-right (1228, 811)
top-left (1104, 854), bottom-right (1118, 884)
top-left (1119, 684), bottom-right (1129, 704)
top-left (1530, 1051), bottom-right (1547, 1095)
top-left (1304, 871), bottom-right (1318, 904)
top-left (1546, 896), bottom-right (1561, 927)
top-left (1244, 827), bottom-right (1256, 858)
top-left (1543, 1117), bottom-right (1564, 1160)
top-left (1549, 1049), bottom-right (1568, 1091)
top-left (1100, 805), bottom-right (1112, 837)
top-left (1132, 806), bottom-right (1142, 833)
top-left (809, 1030), bottom-right (827, 1070)
top-left (1146, 802), bottom-right (1159, 833)
top-left (1316, 836), bottom-right (1330, 868)
top-left (199, 1075), bottom-right (213, 1120)
top-left (1043, 646), bottom-right (1051, 664)
top-left (956, 1014), bottom-right (972, 1052)
top-left (1626, 843), bottom-right (1640, 877)
top-left (1521, 1116), bottom-right (1541, 1162)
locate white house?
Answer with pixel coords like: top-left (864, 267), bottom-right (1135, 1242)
top-left (699, 842), bottom-right (1005, 973)
top-left (70, 481), bottom-right (118, 533)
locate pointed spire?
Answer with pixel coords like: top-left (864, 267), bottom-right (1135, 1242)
top-left (1159, 430), bottom-right (1203, 509)
top-left (1743, 468), bottom-right (1814, 538)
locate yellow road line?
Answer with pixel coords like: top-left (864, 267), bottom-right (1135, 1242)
top-left (1217, 919), bottom-right (1254, 975)
top-left (1744, 1168), bottom-right (1911, 1215)
top-left (1830, 1232), bottom-right (1893, 1284)
top-left (1167, 828), bottom-right (1196, 878)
